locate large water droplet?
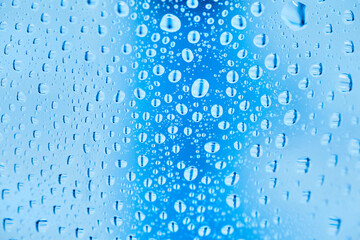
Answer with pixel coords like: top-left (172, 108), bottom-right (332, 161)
top-left (265, 53), bottom-right (280, 70)
top-left (191, 79), bottom-right (209, 98)
top-left (186, 0), bottom-right (199, 9)
top-left (134, 87), bottom-right (146, 100)
top-left (168, 70), bottom-right (182, 83)
top-left (188, 30), bottom-right (200, 43)
top-left (174, 200), bottom-right (187, 213)
top-left (231, 15), bottom-right (247, 30)
top-left (114, 1), bottom-right (129, 17)
top-left (38, 83), bottom-right (49, 94)
top-left (251, 2), bottom-right (265, 17)
top-left (225, 172), bottom-right (240, 186)
top-left (337, 73), bottom-right (352, 93)
top-left (184, 166), bottom-right (198, 181)
top-left (226, 194), bottom-right (241, 208)
top-left (281, 1), bottom-right (307, 31)
top-left (182, 48), bottom-right (194, 62)
top-left (220, 32), bottom-right (233, 45)
top-left (204, 141), bottom-right (220, 153)
top-left (249, 65), bottom-right (263, 80)
top-left (160, 14), bottom-right (181, 32)
top-left (253, 33), bottom-right (269, 48)
top-left (284, 109), bottom-right (300, 126)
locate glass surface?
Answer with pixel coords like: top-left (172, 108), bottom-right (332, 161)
top-left (0, 0), bottom-right (359, 239)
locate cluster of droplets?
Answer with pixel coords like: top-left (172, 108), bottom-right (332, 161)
top-left (117, 0), bottom-right (360, 238)
top-left (111, 1), bottom-right (297, 238)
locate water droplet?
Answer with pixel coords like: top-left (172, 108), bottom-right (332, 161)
top-left (138, 155), bottom-right (148, 167)
top-left (278, 91), bottom-right (292, 105)
top-left (174, 200), bottom-right (187, 213)
top-left (211, 104), bottom-right (223, 118)
top-left (38, 83), bottom-right (49, 94)
top-left (298, 77), bottom-right (309, 89)
top-left (84, 51), bottom-right (95, 62)
top-left (337, 73), bottom-right (352, 93)
top-left (226, 70), bottom-right (239, 83)
top-left (191, 79), bottom-right (209, 98)
top-left (250, 144), bottom-right (263, 158)
top-left (281, 1), bottom-right (307, 31)
top-left (225, 172), bottom-right (239, 186)
top-left (329, 113), bottom-right (341, 128)
top-left (288, 63), bottom-right (300, 75)
top-left (343, 10), bottom-right (354, 24)
top-left (113, 216), bottom-right (123, 227)
top-left (239, 100), bottom-right (250, 111)
top-left (114, 90), bottom-right (125, 103)
top-left (328, 217), bottom-right (341, 235)
top-left (160, 14), bottom-right (181, 32)
top-left (176, 103), bottom-right (188, 115)
top-left (114, 1), bottom-right (129, 17)
top-left (168, 70), bottom-right (182, 83)
top-left (204, 141), bottom-right (220, 153)
top-left (251, 2), bottom-right (265, 17)
top-left (249, 65), bottom-right (263, 80)
top-left (275, 133), bottom-right (288, 148)
top-left (231, 15), bottom-right (247, 30)
top-left (187, 0), bottom-right (199, 8)
top-left (96, 90), bottom-right (105, 102)
top-left (35, 219), bottom-right (48, 233)
top-left (3, 218), bottom-right (14, 232)
top-left (182, 48), bottom-right (194, 62)
top-left (154, 133), bottom-right (166, 144)
top-left (310, 63), bottom-right (323, 77)
top-left (168, 221), bottom-right (179, 232)
top-left (297, 157), bottom-right (310, 173)
top-left (184, 166), bottom-right (198, 181)
top-left (198, 226), bottom-right (211, 236)
top-left (261, 94), bottom-right (271, 108)
top-left (237, 122), bottom-right (247, 133)
top-left (134, 87), bottom-right (146, 100)
top-left (265, 53), bottom-right (280, 70)
top-left (348, 139), bottom-right (360, 156)
top-left (145, 191), bottom-right (157, 202)
top-left (221, 225), bottom-right (234, 235)
top-left (136, 24), bottom-right (148, 37)
top-left (188, 30), bottom-right (200, 43)
top-left (13, 60), bottom-right (22, 71)
top-left (344, 40), bottom-right (354, 54)
top-left (220, 32), bottom-right (233, 45)
top-left (226, 194), bottom-right (240, 208)
top-left (86, 0), bottom-right (98, 7)
top-left (253, 33), bottom-right (269, 48)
